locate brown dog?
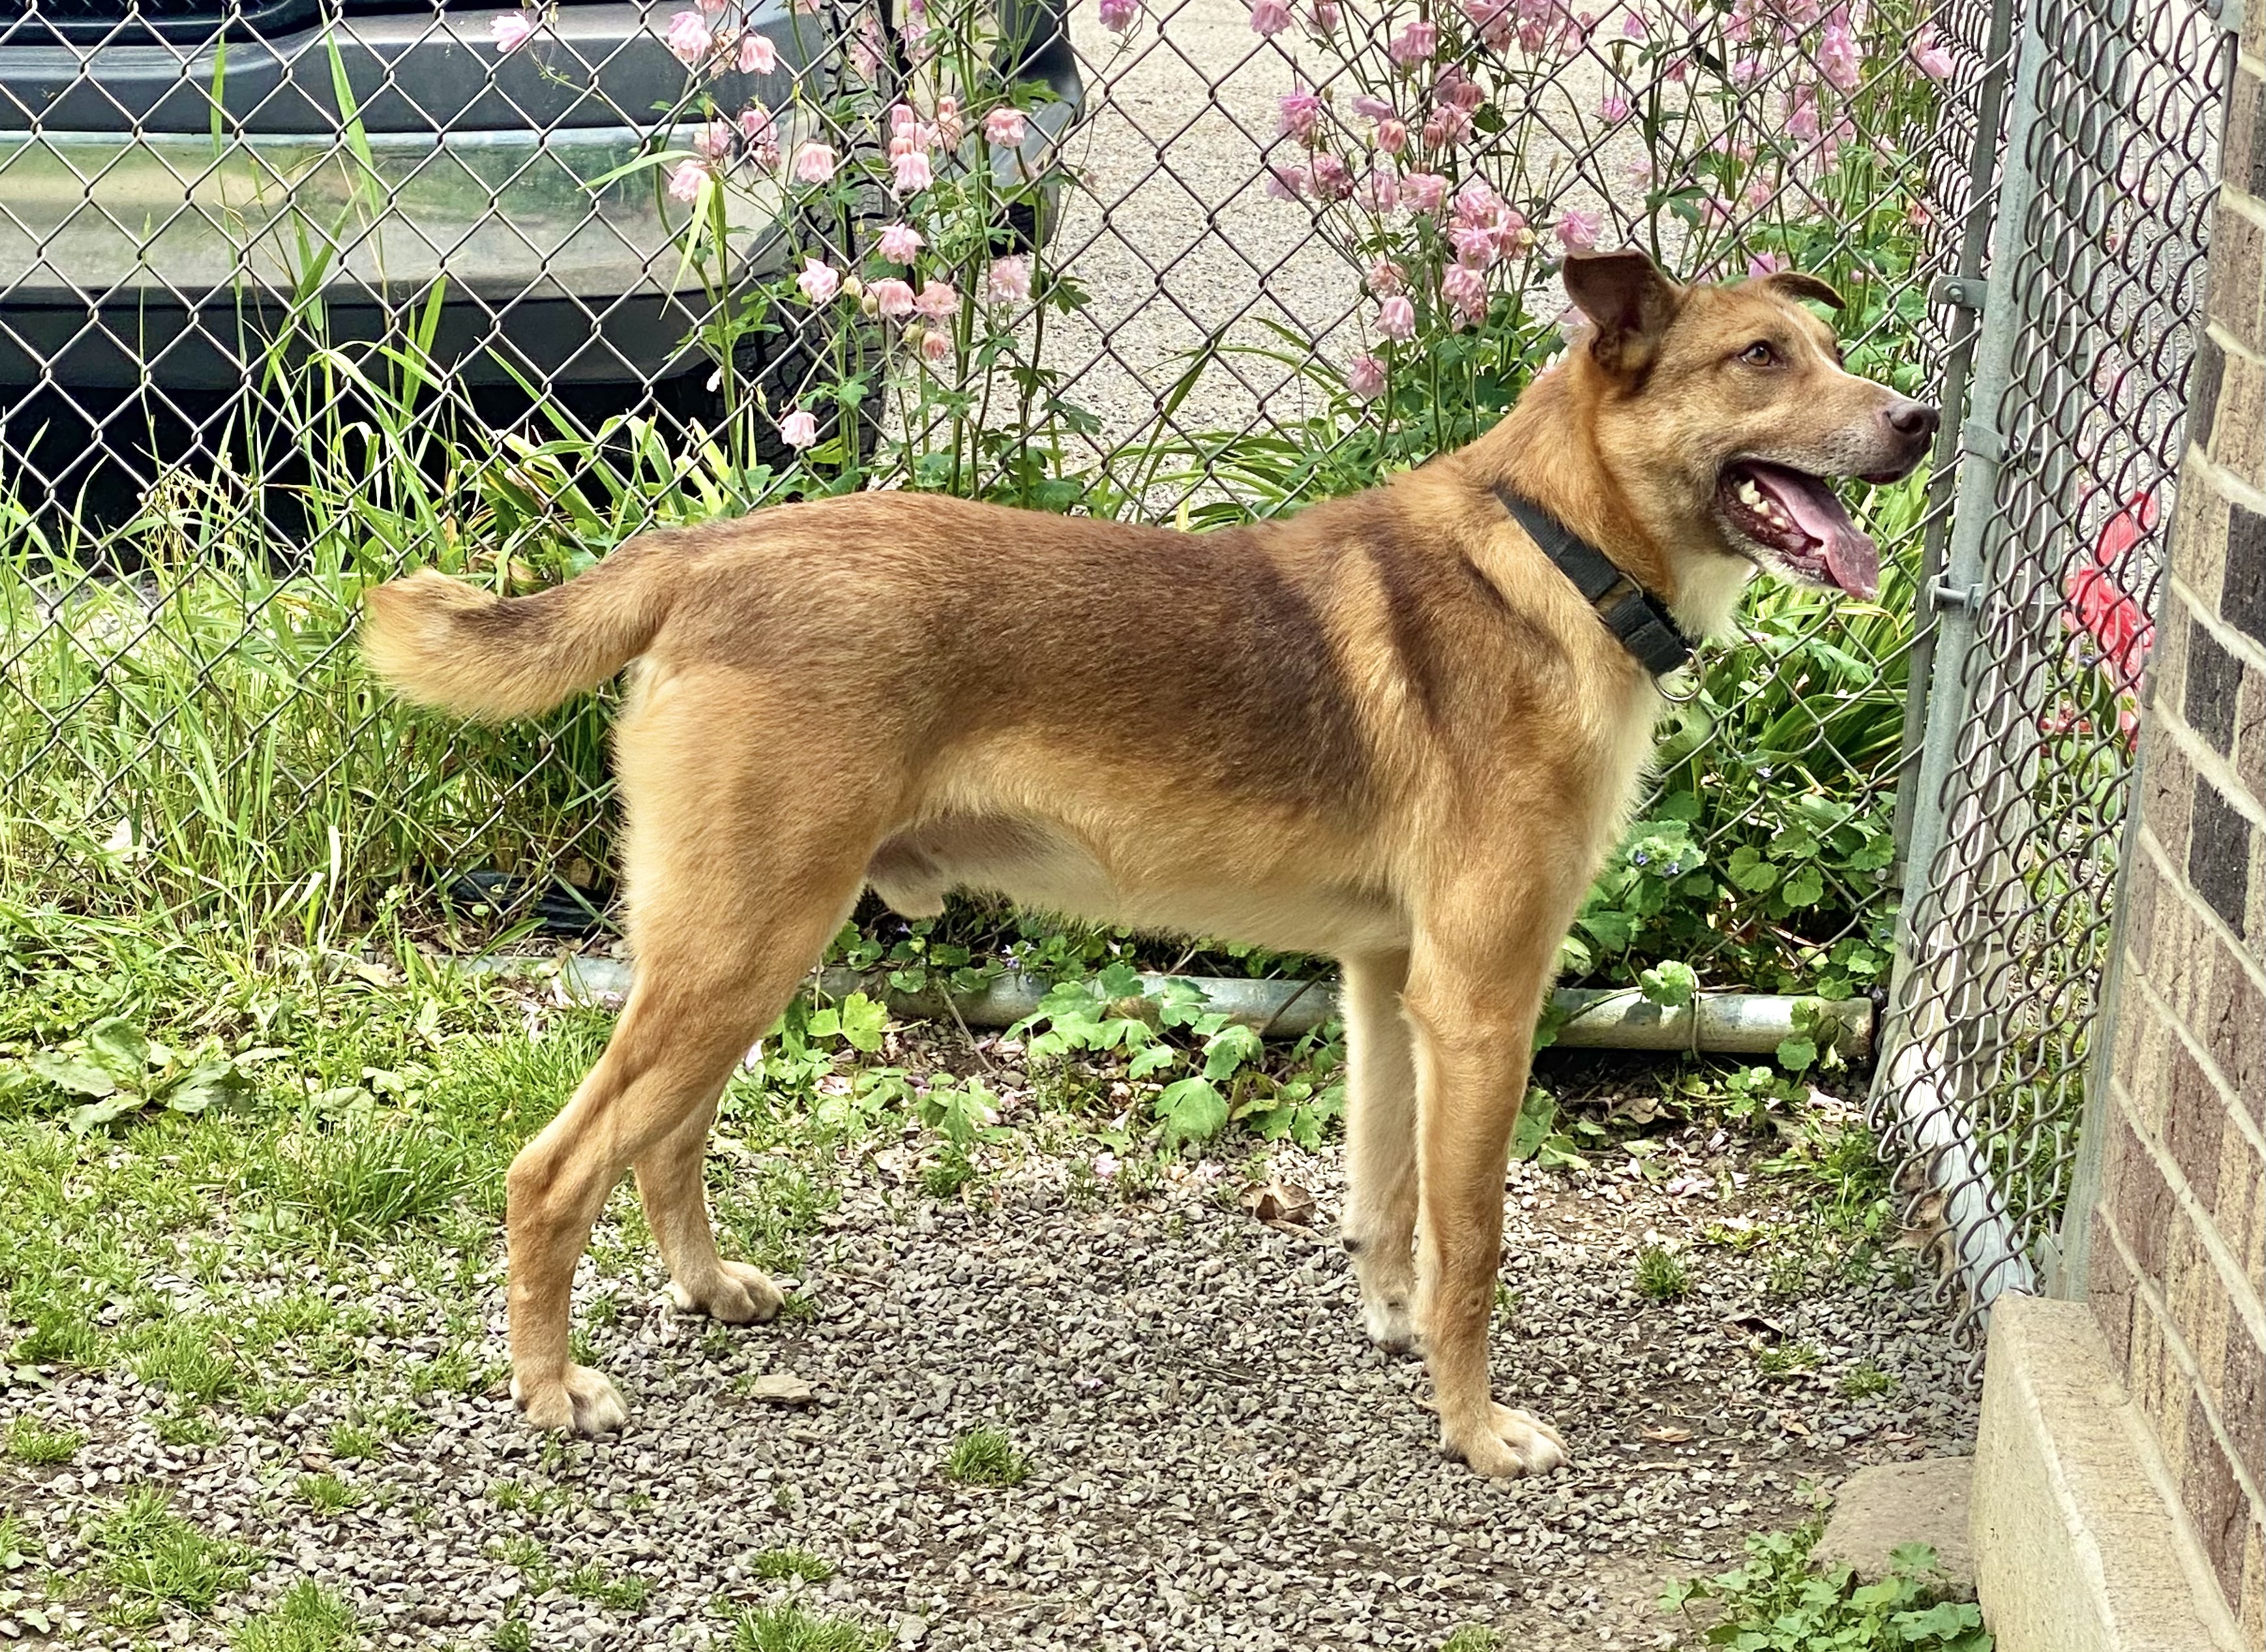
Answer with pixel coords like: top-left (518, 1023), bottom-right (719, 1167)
top-left (362, 250), bottom-right (1933, 1478)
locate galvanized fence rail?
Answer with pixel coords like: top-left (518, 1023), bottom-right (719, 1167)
top-left (0, 0), bottom-right (2229, 1338)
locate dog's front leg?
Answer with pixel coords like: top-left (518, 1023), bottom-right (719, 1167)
top-left (1403, 937), bottom-right (1570, 1480)
top-left (1339, 949), bottom-right (1421, 1351)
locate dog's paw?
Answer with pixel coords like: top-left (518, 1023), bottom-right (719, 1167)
top-left (665, 1260), bottom-right (784, 1325)
top-left (511, 1363), bottom-right (628, 1434)
top-left (1362, 1292), bottom-right (1421, 1355)
top-left (1440, 1403), bottom-right (1570, 1480)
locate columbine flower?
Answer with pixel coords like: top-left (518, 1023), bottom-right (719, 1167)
top-left (1450, 224), bottom-right (1498, 268)
top-left (1440, 262), bottom-right (1487, 322)
top-left (491, 12), bottom-right (535, 52)
top-left (1787, 87), bottom-right (1821, 140)
top-left (1365, 258), bottom-right (1405, 296)
top-left (1911, 25), bottom-right (1954, 78)
top-left (1620, 7), bottom-right (1645, 35)
top-left (1556, 207), bottom-right (1600, 251)
top-left (877, 222), bottom-right (924, 262)
top-left (796, 258), bottom-right (841, 302)
top-left (1746, 251), bottom-right (1788, 276)
top-left (1352, 93), bottom-right (1395, 121)
top-left (694, 120), bottom-right (732, 159)
top-left (1388, 18), bottom-right (1439, 63)
top-left (1376, 117), bottom-right (1408, 154)
top-left (1401, 171), bottom-right (1448, 215)
top-left (1345, 351), bottom-right (1386, 400)
top-left (1309, 153), bottom-right (1353, 200)
top-left (737, 30), bottom-right (777, 72)
top-left (779, 409), bottom-right (818, 448)
top-left (1818, 16), bottom-right (1861, 90)
top-left (667, 159), bottom-right (709, 201)
top-left (1098, 0), bottom-right (1139, 31)
top-left (986, 106), bottom-right (1028, 146)
top-left (663, 8), bottom-right (713, 64)
top-left (914, 280), bottom-right (959, 319)
top-left (1249, 0), bottom-right (1292, 33)
top-left (1312, 0), bottom-right (1341, 22)
top-left (738, 105), bottom-right (779, 167)
top-left (1357, 164), bottom-right (1400, 213)
top-left (791, 142), bottom-right (837, 184)
top-left (890, 149), bottom-right (933, 194)
top-left (1375, 294), bottom-right (1417, 340)
top-left (935, 95), bottom-right (964, 145)
top-left (987, 255), bottom-right (1032, 305)
top-left (1597, 91), bottom-right (1632, 122)
top-left (869, 277), bottom-right (917, 319)
top-left (1265, 164), bottom-right (1309, 200)
top-left (1279, 90), bottom-right (1324, 142)
top-left (917, 328), bottom-right (951, 364)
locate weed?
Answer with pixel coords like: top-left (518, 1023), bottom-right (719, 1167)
top-left (921, 1142), bottom-right (977, 1200)
top-left (1440, 1630), bottom-right (1502, 1652)
top-left (490, 1612), bottom-right (533, 1652)
top-left (1839, 1360), bottom-right (1896, 1399)
top-left (484, 1479), bottom-right (569, 1516)
top-left (1757, 1342), bottom-right (1822, 1378)
top-left (327, 1421), bottom-right (383, 1461)
top-left (10, 1303), bottom-right (102, 1366)
top-left (779, 1292), bottom-right (821, 1325)
top-left (154, 1410), bottom-right (222, 1447)
top-left (728, 1602), bottom-right (890, 1652)
top-left (279, 1117), bottom-right (473, 1243)
top-left (490, 1534), bottom-right (552, 1593)
top-left (128, 1316), bottom-right (239, 1405)
top-left (1662, 1525), bottom-right (1989, 1651)
top-left (231, 1580), bottom-right (361, 1652)
top-left (562, 1563), bottom-right (651, 1610)
top-left (1634, 1244), bottom-right (1690, 1302)
top-left (942, 1426), bottom-right (1028, 1488)
top-left (89, 1486), bottom-right (256, 1625)
top-left (295, 1473), bottom-right (364, 1514)
top-left (751, 1547), bottom-right (834, 1583)
top-left (5, 1415), bottom-right (84, 1464)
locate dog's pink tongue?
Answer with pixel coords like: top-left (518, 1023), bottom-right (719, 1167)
top-left (1749, 462), bottom-right (1880, 599)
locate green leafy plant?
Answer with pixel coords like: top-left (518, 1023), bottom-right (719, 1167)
top-left (1635, 1243), bottom-right (1690, 1302)
top-left (751, 1547), bottom-right (835, 1583)
top-left (9, 1017), bottom-right (252, 1134)
top-left (5, 1414), bottom-right (83, 1464)
top-left (89, 1486), bottom-right (257, 1626)
top-left (231, 1580), bottom-right (362, 1652)
top-left (1661, 1527), bottom-right (1990, 1651)
top-left (941, 1426), bottom-right (1028, 1488)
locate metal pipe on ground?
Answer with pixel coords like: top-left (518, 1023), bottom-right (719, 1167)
top-left (462, 954), bottom-right (1875, 1059)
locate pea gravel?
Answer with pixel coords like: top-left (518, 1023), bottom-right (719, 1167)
top-left (5, 1099), bottom-right (1975, 1652)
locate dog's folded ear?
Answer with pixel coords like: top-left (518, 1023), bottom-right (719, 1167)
top-left (1562, 250), bottom-right (1684, 379)
top-left (1762, 269), bottom-right (1845, 310)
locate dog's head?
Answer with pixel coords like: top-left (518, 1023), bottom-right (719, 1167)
top-left (1560, 249), bottom-right (1935, 602)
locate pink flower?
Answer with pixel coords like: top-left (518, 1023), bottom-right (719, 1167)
top-left (1375, 118), bottom-right (1409, 154)
top-left (695, 120), bottom-right (732, 160)
top-left (1440, 261), bottom-right (1487, 321)
top-left (490, 11), bottom-right (535, 52)
top-left (667, 158), bottom-right (708, 202)
top-left (987, 255), bottom-right (1032, 304)
top-left (1356, 164), bottom-right (1401, 213)
top-left (1746, 250), bottom-right (1787, 276)
top-left (1430, 104), bottom-right (1472, 143)
top-left (935, 95), bottom-right (964, 146)
top-left (877, 222), bottom-right (924, 262)
top-left (1818, 16), bottom-right (1861, 90)
top-left (1345, 351), bottom-right (1387, 400)
top-left (1555, 207), bottom-right (1600, 251)
top-left (1309, 153), bottom-right (1354, 199)
top-left (779, 409), bottom-right (819, 449)
top-left (1099, 0), bottom-right (1140, 31)
top-left (1437, 68), bottom-right (1485, 110)
top-left (891, 149), bottom-right (934, 194)
top-left (917, 327), bottom-right (951, 364)
top-left (1402, 171), bottom-right (1448, 214)
top-left (1450, 224), bottom-right (1498, 267)
top-left (1620, 7), bottom-right (1646, 35)
top-left (736, 30), bottom-right (777, 72)
top-left (986, 106), bottom-right (1028, 146)
top-left (1496, 209), bottom-right (1535, 258)
top-left (698, 0), bottom-right (725, 14)
top-left (1279, 91), bottom-right (1324, 141)
top-left (869, 278), bottom-right (917, 319)
top-left (663, 9), bottom-right (713, 65)
top-left (796, 258), bottom-right (841, 303)
top-left (1787, 86), bottom-right (1821, 140)
top-left (1388, 19), bottom-right (1439, 63)
top-left (1249, 0), bottom-right (1292, 33)
top-left (791, 142), bottom-right (837, 184)
top-left (1352, 94), bottom-right (1397, 121)
top-left (1375, 295), bottom-right (1417, 340)
top-left (914, 280), bottom-right (959, 319)
top-left (1365, 257), bottom-right (1406, 296)
top-left (1911, 25), bottom-right (1954, 79)
top-left (1463, 0), bottom-right (1515, 50)
top-left (1597, 91), bottom-right (1631, 122)
top-left (1730, 54), bottom-right (1764, 84)
top-left (738, 104), bottom-right (779, 167)
top-left (1312, 0), bottom-right (1341, 23)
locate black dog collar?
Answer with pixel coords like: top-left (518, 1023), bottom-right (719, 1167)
top-left (1494, 487), bottom-right (1694, 678)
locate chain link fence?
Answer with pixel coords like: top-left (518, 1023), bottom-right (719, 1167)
top-left (0, 0), bottom-right (2228, 1333)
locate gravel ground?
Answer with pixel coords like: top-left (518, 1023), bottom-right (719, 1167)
top-left (7, 1087), bottom-right (1976, 1652)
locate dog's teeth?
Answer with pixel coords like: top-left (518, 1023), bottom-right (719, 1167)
top-left (1737, 481), bottom-right (1763, 505)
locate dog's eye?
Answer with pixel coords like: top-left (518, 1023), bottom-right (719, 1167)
top-left (1739, 340), bottom-right (1777, 367)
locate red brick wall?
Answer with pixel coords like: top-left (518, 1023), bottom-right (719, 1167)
top-left (2083, 12), bottom-right (2266, 1642)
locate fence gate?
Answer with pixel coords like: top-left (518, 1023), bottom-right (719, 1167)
top-left (1876, 0), bottom-right (2233, 1344)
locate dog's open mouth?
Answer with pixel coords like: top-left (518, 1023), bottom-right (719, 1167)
top-left (1716, 460), bottom-right (1880, 600)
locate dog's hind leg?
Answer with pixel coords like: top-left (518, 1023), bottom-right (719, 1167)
top-left (503, 673), bottom-right (882, 1432)
top-left (1338, 949), bottom-right (1420, 1353)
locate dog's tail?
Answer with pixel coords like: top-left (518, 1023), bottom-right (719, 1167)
top-left (361, 535), bottom-right (678, 721)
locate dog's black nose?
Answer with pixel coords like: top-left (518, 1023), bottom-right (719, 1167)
top-left (1886, 402), bottom-right (1941, 442)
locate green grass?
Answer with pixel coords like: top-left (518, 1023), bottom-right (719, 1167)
top-left (942, 1426), bottom-right (1028, 1488)
top-left (5, 1413), bottom-right (85, 1464)
top-left (1633, 1243), bottom-right (1690, 1302)
top-left (89, 1486), bottom-right (257, 1625)
top-left (1439, 1629), bottom-right (1502, 1652)
top-left (727, 1602), bottom-right (891, 1652)
top-left (326, 1421), bottom-right (383, 1461)
top-left (490, 1612), bottom-right (533, 1652)
top-left (128, 1315), bottom-right (241, 1406)
top-left (1839, 1359), bottom-right (1896, 1399)
top-left (295, 1473), bottom-right (364, 1514)
top-left (751, 1546), bottom-right (835, 1583)
top-left (1757, 1342), bottom-right (1823, 1378)
top-left (278, 1117), bottom-right (477, 1243)
top-left (563, 1562), bottom-right (651, 1610)
top-left (231, 1580), bottom-right (363, 1652)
